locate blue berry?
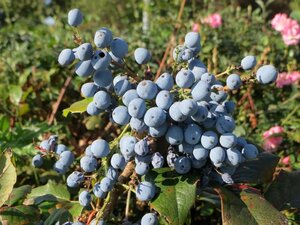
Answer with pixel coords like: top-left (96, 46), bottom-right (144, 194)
top-left (256, 65), bottom-right (278, 84)
top-left (193, 144), bottom-right (209, 160)
top-left (55, 144), bottom-right (68, 155)
top-left (111, 38), bottom-right (128, 58)
top-left (128, 98), bottom-right (147, 119)
top-left (135, 181), bottom-right (156, 201)
top-left (226, 148), bottom-right (242, 166)
top-left (110, 153), bottom-right (126, 170)
top-left (120, 136), bottom-right (137, 156)
top-left (226, 74), bottom-right (242, 90)
top-left (201, 131), bottom-right (218, 149)
top-left (81, 82), bottom-right (98, 98)
top-left (93, 91), bottom-right (111, 109)
top-left (59, 151), bottom-right (75, 167)
top-left (242, 144), bottom-right (258, 159)
top-left (144, 107), bottom-right (166, 127)
top-left (165, 125), bottom-right (183, 145)
top-left (114, 79), bottom-right (131, 96)
top-left (179, 99), bottom-right (198, 116)
top-left (241, 55), bottom-right (256, 70)
top-left (184, 123), bottom-right (202, 145)
top-left (210, 84), bottom-right (227, 102)
top-left (137, 80), bottom-right (158, 100)
top-left (130, 117), bottom-right (147, 133)
top-left (122, 89), bottom-right (139, 106)
top-left (93, 182), bottom-right (107, 198)
top-left (134, 139), bottom-right (149, 156)
top-left (185, 32), bottom-right (201, 49)
top-left (219, 133), bottom-right (237, 148)
top-left (191, 104), bottom-right (208, 122)
top-left (215, 115), bottom-right (235, 134)
top-left (94, 27), bottom-right (113, 48)
top-left (93, 70), bottom-right (113, 88)
top-left (191, 81), bottom-right (211, 101)
top-left (188, 59), bottom-right (207, 81)
top-left (91, 50), bottom-right (111, 70)
top-left (151, 152), bottom-right (164, 168)
top-left (87, 101), bottom-right (102, 115)
top-left (135, 161), bottom-right (150, 175)
top-left (53, 160), bottom-right (68, 174)
top-left (148, 123), bottom-right (168, 138)
top-left (67, 171), bottom-right (84, 188)
top-left (106, 166), bottom-right (119, 181)
top-left (58, 49), bottom-right (75, 66)
top-left (155, 73), bottom-right (174, 90)
top-left (175, 69), bottom-right (195, 88)
top-left (178, 142), bottom-right (194, 154)
top-left (76, 43), bottom-right (93, 61)
top-left (91, 139), bottom-right (110, 158)
top-left (169, 102), bottom-right (187, 122)
top-left (174, 156), bottom-right (191, 174)
top-left (32, 154), bottom-right (43, 167)
top-left (79, 190), bottom-right (91, 207)
top-left (155, 90), bottom-right (174, 110)
top-left (80, 155), bottom-right (98, 172)
top-left (141, 213), bottom-right (158, 225)
top-left (100, 177), bottom-right (114, 192)
top-left (223, 100), bottom-right (236, 114)
top-left (201, 73), bottom-right (216, 84)
top-left (68, 9), bottom-right (83, 27)
top-left (75, 60), bottom-right (94, 77)
top-left (134, 48), bottom-right (151, 64)
top-left (209, 146), bottom-right (226, 166)
top-left (112, 106), bottom-right (131, 125)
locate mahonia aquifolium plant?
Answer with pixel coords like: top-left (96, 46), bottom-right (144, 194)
top-left (32, 8), bottom-right (279, 225)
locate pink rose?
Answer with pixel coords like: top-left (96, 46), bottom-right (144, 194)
top-left (282, 156), bottom-right (290, 165)
top-left (276, 71), bottom-right (300, 88)
top-left (203, 13), bottom-right (222, 28)
top-left (271, 13), bottom-right (289, 32)
top-left (262, 126), bottom-right (284, 152)
top-left (281, 19), bottom-right (300, 45)
top-left (192, 23), bottom-right (200, 32)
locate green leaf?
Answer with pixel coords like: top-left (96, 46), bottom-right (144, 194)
top-left (215, 187), bottom-right (257, 225)
top-left (26, 180), bottom-right (70, 205)
top-left (9, 85), bottom-right (23, 105)
top-left (0, 151), bottom-right (17, 207)
top-left (62, 98), bottom-right (93, 117)
top-left (264, 170), bottom-right (300, 210)
top-left (232, 153), bottom-right (279, 184)
top-left (240, 190), bottom-right (288, 224)
top-left (216, 187), bottom-right (288, 225)
top-left (68, 202), bottom-right (83, 218)
top-left (44, 208), bottom-right (72, 225)
top-left (0, 205), bottom-right (40, 225)
top-left (5, 185), bottom-right (32, 206)
top-left (145, 168), bottom-right (198, 225)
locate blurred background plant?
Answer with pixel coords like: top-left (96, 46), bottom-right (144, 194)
top-left (0, 0), bottom-right (299, 224)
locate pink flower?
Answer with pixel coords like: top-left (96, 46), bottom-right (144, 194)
top-left (203, 13), bottom-right (222, 28)
top-left (271, 13), bottom-right (289, 32)
top-left (192, 23), bottom-right (200, 32)
top-left (282, 156), bottom-right (290, 165)
top-left (263, 137), bottom-right (283, 152)
top-left (276, 71), bottom-right (300, 88)
top-left (262, 126), bottom-right (284, 152)
top-left (281, 19), bottom-right (300, 45)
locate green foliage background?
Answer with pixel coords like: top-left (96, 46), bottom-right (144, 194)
top-left (0, 0), bottom-right (299, 224)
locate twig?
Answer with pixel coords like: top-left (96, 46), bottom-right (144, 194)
top-left (155, 0), bottom-right (187, 80)
top-left (125, 187), bottom-right (132, 220)
top-left (48, 76), bottom-right (72, 125)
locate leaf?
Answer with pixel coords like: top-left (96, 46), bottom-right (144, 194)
top-left (44, 208), bottom-right (72, 225)
top-left (240, 190), bottom-right (288, 225)
top-left (232, 153), bottom-right (279, 184)
top-left (62, 98), bottom-right (93, 117)
top-left (215, 187), bottom-right (288, 225)
top-left (0, 205), bottom-right (40, 225)
top-left (0, 151), bottom-right (17, 207)
top-left (264, 170), bottom-right (300, 210)
top-left (26, 180), bottom-right (70, 205)
top-left (215, 187), bottom-right (257, 225)
top-left (145, 168), bottom-right (198, 225)
top-left (68, 202), bottom-right (83, 218)
top-left (9, 85), bottom-right (23, 105)
top-left (5, 185), bottom-right (32, 206)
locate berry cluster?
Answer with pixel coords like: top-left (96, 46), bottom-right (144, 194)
top-left (34, 8), bottom-right (279, 225)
